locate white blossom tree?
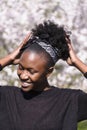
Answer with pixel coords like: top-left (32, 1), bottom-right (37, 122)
top-left (0, 0), bottom-right (87, 91)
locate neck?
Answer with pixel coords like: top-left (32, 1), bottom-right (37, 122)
top-left (33, 80), bottom-right (51, 92)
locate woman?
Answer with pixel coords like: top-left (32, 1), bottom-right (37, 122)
top-left (0, 21), bottom-right (87, 130)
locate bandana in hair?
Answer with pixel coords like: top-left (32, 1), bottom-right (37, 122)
top-left (31, 36), bottom-right (60, 63)
top-left (37, 41), bottom-right (59, 63)
top-left (21, 36), bottom-right (59, 63)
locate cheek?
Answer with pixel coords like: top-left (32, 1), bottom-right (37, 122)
top-left (34, 73), bottom-right (46, 82)
top-left (30, 74), bottom-right (44, 83)
top-left (31, 75), bottom-right (40, 81)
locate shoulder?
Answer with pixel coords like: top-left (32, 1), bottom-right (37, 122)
top-left (51, 86), bottom-right (83, 98)
top-left (52, 86), bottom-right (81, 93)
top-left (0, 85), bottom-right (21, 94)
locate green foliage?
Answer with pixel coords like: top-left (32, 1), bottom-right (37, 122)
top-left (78, 120), bottom-right (87, 130)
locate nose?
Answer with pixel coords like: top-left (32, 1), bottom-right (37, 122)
top-left (20, 70), bottom-right (29, 80)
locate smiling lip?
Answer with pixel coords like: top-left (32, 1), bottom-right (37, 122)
top-left (20, 81), bottom-right (33, 88)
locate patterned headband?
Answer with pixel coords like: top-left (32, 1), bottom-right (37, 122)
top-left (33, 37), bottom-right (59, 63)
top-left (37, 41), bottom-right (59, 63)
top-left (21, 36), bottom-right (59, 63)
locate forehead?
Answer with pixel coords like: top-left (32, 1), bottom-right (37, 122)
top-left (19, 51), bottom-right (48, 69)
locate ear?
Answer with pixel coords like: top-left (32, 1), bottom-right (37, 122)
top-left (46, 66), bottom-right (54, 77)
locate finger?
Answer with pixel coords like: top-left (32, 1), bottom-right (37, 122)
top-left (68, 43), bottom-right (74, 50)
top-left (65, 37), bottom-right (71, 44)
top-left (13, 59), bottom-right (20, 65)
top-left (21, 31), bottom-right (32, 45)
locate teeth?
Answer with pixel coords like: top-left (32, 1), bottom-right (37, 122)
top-left (21, 82), bottom-right (32, 87)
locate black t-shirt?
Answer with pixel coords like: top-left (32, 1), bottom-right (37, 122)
top-left (0, 86), bottom-right (87, 130)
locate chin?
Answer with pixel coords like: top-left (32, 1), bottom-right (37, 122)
top-left (21, 86), bottom-right (34, 92)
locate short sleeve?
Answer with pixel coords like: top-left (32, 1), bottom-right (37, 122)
top-left (78, 91), bottom-right (87, 121)
top-left (0, 86), bottom-right (3, 101)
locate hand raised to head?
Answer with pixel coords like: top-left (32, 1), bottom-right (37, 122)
top-left (65, 37), bottom-right (78, 66)
top-left (19, 32), bottom-right (32, 48)
top-left (12, 32), bottom-right (32, 65)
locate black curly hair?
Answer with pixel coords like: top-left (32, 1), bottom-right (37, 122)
top-left (21, 20), bottom-right (70, 66)
top-left (32, 20), bottom-right (71, 59)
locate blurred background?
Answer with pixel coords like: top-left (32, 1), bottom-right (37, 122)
top-left (0, 0), bottom-right (87, 129)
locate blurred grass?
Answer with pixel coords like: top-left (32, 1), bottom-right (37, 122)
top-left (78, 120), bottom-right (87, 130)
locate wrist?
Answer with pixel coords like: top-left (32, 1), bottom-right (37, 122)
top-left (9, 48), bottom-right (20, 61)
top-left (0, 53), bottom-right (16, 68)
top-left (72, 56), bottom-right (80, 66)
top-left (72, 57), bottom-right (87, 74)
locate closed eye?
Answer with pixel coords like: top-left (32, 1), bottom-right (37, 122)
top-left (18, 63), bottom-right (38, 75)
top-left (18, 64), bottom-right (24, 70)
top-left (28, 69), bottom-right (38, 75)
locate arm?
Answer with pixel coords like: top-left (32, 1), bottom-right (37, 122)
top-left (66, 38), bottom-right (87, 74)
top-left (0, 32), bottom-right (31, 69)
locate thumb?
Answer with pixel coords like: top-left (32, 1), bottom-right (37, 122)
top-left (21, 31), bottom-right (32, 46)
top-left (13, 59), bottom-right (20, 65)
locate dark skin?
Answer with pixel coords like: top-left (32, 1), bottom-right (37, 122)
top-left (0, 33), bottom-right (87, 93)
top-left (0, 32), bottom-right (53, 92)
top-left (17, 50), bottom-right (54, 92)
top-left (0, 33), bottom-right (32, 67)
top-left (66, 38), bottom-right (87, 73)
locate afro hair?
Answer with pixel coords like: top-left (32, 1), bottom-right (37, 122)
top-left (32, 20), bottom-right (71, 60)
